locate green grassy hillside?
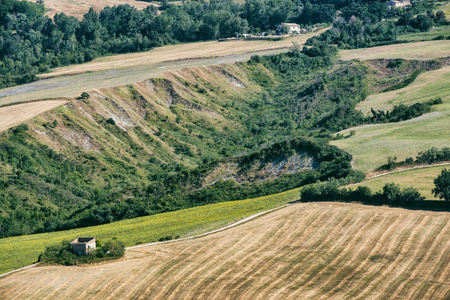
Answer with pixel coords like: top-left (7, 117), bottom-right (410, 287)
top-left (0, 47), bottom-right (444, 240)
top-left (331, 66), bottom-right (450, 172)
top-left (349, 165), bottom-right (449, 200)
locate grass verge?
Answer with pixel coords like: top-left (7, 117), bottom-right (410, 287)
top-left (0, 187), bottom-right (300, 274)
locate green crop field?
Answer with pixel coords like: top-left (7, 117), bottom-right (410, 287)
top-left (348, 165), bottom-right (449, 199)
top-left (331, 66), bottom-right (450, 172)
top-left (397, 26), bottom-right (450, 42)
top-left (0, 187), bottom-right (300, 274)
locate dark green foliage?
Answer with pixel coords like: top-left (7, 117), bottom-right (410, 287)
top-left (300, 182), bottom-right (449, 210)
top-left (433, 169), bottom-right (450, 201)
top-left (382, 69), bottom-right (422, 92)
top-left (377, 146), bottom-right (450, 171)
top-left (38, 238), bottom-right (125, 265)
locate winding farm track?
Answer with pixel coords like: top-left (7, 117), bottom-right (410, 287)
top-left (1, 202), bottom-right (449, 299)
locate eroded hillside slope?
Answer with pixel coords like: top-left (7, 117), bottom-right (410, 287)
top-left (1, 51), bottom-right (442, 238)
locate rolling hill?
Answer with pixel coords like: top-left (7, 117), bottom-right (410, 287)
top-left (1, 202), bottom-right (449, 299)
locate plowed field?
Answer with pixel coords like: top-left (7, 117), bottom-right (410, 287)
top-left (1, 202), bottom-right (449, 299)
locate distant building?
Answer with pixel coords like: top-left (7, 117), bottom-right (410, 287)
top-left (387, 0), bottom-right (411, 9)
top-left (70, 237), bottom-right (96, 255)
top-left (278, 23), bottom-right (302, 34)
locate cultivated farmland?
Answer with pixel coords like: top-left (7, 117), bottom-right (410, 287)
top-left (0, 31), bottom-right (324, 107)
top-left (1, 202), bottom-right (449, 299)
top-left (339, 40), bottom-right (450, 61)
top-left (37, 0), bottom-right (157, 20)
top-left (331, 65), bottom-right (450, 172)
top-left (350, 164), bottom-right (450, 200)
top-left (0, 188), bottom-right (299, 274)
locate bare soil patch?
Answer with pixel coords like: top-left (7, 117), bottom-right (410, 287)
top-left (1, 202), bottom-right (448, 299)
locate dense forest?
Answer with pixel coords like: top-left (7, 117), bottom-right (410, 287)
top-left (0, 0), bottom-right (446, 88)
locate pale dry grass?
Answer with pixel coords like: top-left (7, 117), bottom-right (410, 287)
top-left (331, 65), bottom-right (450, 172)
top-left (339, 40), bottom-right (450, 61)
top-left (0, 31), bottom-right (324, 108)
top-left (42, 0), bottom-right (158, 20)
top-left (40, 31), bottom-right (325, 79)
top-left (0, 100), bottom-right (68, 133)
top-left (1, 202), bottom-right (448, 299)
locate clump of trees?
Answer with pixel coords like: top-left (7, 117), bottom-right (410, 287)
top-left (38, 238), bottom-right (125, 266)
top-left (378, 147), bottom-right (450, 171)
top-left (301, 180), bottom-right (450, 210)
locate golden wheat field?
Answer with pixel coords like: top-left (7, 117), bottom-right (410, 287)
top-left (41, 0), bottom-right (157, 20)
top-left (1, 202), bottom-right (449, 299)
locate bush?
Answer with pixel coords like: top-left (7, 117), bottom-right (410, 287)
top-left (38, 238), bottom-right (125, 265)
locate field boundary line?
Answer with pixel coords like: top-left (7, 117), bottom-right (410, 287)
top-left (0, 263), bottom-right (40, 279)
top-left (368, 162), bottom-right (450, 179)
top-left (127, 204), bottom-right (291, 250)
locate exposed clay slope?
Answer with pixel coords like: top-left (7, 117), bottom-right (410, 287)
top-left (1, 202), bottom-right (449, 299)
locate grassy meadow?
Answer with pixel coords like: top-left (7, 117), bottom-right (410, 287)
top-left (348, 165), bottom-right (449, 200)
top-left (339, 40), bottom-right (450, 61)
top-left (0, 187), bottom-right (299, 274)
top-left (331, 65), bottom-right (450, 172)
top-left (397, 25), bottom-right (450, 42)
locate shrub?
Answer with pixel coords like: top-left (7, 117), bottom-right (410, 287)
top-left (38, 238), bottom-right (125, 265)
top-left (433, 169), bottom-right (450, 201)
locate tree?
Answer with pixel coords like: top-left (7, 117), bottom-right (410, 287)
top-left (432, 169), bottom-right (450, 201)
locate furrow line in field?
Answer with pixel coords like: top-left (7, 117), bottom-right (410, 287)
top-left (381, 215), bottom-right (437, 298)
top-left (167, 231), bottom-right (258, 299)
top-left (342, 213), bottom-right (421, 299)
top-left (360, 214), bottom-right (428, 299)
top-left (251, 208), bottom-right (352, 299)
top-left (317, 213), bottom-right (401, 298)
top-left (332, 213), bottom-right (409, 299)
top-left (223, 214), bottom-right (308, 299)
top-left (293, 212), bottom-right (388, 299)
top-left (263, 209), bottom-right (359, 299)
top-left (121, 242), bottom-right (209, 299)
top-left (202, 212), bottom-right (299, 299)
top-left (411, 217), bottom-right (450, 299)
top-left (247, 209), bottom-right (333, 300)
top-left (395, 217), bottom-right (449, 299)
top-left (173, 228), bottom-right (267, 299)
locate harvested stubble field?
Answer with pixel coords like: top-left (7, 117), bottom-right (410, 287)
top-left (351, 164), bottom-right (450, 200)
top-left (331, 65), bottom-right (450, 173)
top-left (0, 31), bottom-right (323, 107)
top-left (339, 40), bottom-right (450, 61)
top-left (1, 202), bottom-right (449, 299)
top-left (40, 0), bottom-right (157, 20)
top-left (0, 188), bottom-right (298, 274)
top-left (0, 100), bottom-right (68, 133)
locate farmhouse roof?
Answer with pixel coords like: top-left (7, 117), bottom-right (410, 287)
top-left (71, 237), bottom-right (95, 244)
top-left (281, 23), bottom-right (300, 26)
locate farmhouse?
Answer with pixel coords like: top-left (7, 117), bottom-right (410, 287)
top-left (387, 0), bottom-right (411, 9)
top-left (278, 23), bottom-right (303, 34)
top-left (70, 237), bottom-right (96, 255)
